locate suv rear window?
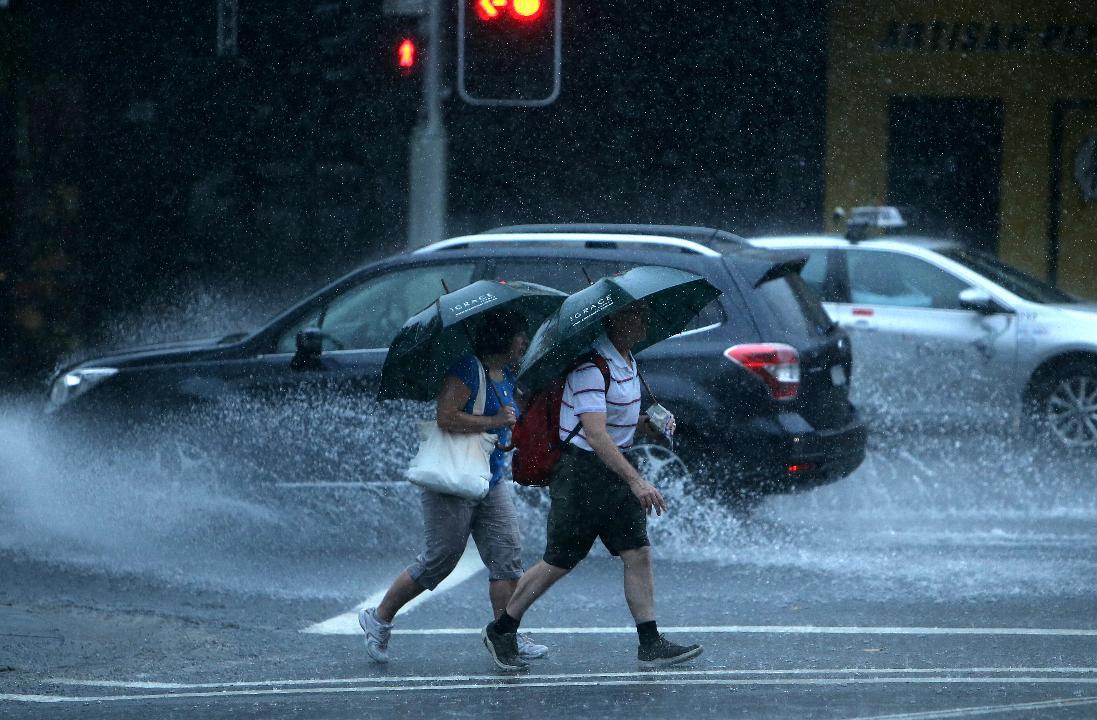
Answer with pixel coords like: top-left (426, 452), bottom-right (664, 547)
top-left (755, 273), bottom-right (834, 341)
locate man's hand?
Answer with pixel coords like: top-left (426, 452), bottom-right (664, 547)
top-left (580, 411), bottom-right (669, 516)
top-left (628, 478), bottom-right (667, 516)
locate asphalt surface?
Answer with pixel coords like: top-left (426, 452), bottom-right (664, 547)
top-left (2, 413), bottom-right (1097, 719)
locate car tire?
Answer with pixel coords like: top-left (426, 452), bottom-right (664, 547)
top-left (629, 440), bottom-right (762, 515)
top-left (1029, 360), bottom-right (1097, 451)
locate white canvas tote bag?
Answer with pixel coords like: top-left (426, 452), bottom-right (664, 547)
top-left (404, 358), bottom-right (495, 499)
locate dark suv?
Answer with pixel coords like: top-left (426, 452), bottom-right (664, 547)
top-left (46, 226), bottom-right (866, 501)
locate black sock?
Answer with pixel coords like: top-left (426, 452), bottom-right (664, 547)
top-left (637, 620), bottom-right (659, 646)
top-left (494, 611), bottom-right (520, 635)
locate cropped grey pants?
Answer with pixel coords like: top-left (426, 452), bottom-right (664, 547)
top-left (406, 481), bottom-right (524, 590)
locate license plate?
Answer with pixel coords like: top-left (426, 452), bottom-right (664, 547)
top-left (830, 365), bottom-right (847, 386)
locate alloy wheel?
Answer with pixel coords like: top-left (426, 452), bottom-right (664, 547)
top-left (1045, 374), bottom-right (1097, 449)
top-left (627, 443), bottom-right (694, 484)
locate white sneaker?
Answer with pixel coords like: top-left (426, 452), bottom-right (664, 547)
top-left (358, 607), bottom-right (393, 663)
top-left (516, 633), bottom-right (549, 660)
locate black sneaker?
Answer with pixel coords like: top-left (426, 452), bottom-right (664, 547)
top-left (638, 634), bottom-right (703, 668)
top-left (481, 622), bottom-right (529, 672)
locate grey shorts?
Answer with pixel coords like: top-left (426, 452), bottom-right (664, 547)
top-left (407, 481), bottom-right (524, 590)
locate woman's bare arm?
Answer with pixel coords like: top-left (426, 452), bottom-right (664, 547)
top-left (435, 374), bottom-right (516, 434)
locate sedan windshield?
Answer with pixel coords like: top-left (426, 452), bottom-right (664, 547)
top-left (939, 248), bottom-right (1077, 304)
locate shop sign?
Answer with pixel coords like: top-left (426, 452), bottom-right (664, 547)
top-left (879, 21), bottom-right (1097, 56)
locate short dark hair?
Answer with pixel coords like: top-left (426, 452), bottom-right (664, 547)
top-left (474, 309), bottom-right (529, 357)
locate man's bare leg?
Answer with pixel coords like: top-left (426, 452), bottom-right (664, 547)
top-left (620, 546), bottom-right (655, 624)
top-left (504, 561), bottom-right (570, 619)
top-left (489, 579), bottom-right (518, 619)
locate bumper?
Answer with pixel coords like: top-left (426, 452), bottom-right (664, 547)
top-left (690, 407), bottom-right (868, 496)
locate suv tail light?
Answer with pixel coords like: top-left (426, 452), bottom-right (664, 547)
top-left (724, 344), bottom-right (800, 400)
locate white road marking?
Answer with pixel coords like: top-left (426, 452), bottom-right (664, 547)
top-left (7, 677), bottom-right (1097, 704)
top-left (273, 481), bottom-right (411, 488)
top-left (48, 667), bottom-right (1097, 691)
top-left (310, 622), bottom-right (1097, 637)
top-left (841, 695), bottom-right (1097, 719)
top-left (302, 539), bottom-right (485, 635)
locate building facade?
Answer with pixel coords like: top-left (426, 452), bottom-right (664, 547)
top-left (826, 0), bottom-right (1097, 297)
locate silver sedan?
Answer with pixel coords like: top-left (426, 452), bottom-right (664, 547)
top-left (749, 235), bottom-right (1097, 450)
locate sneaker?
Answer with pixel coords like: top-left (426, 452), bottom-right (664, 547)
top-left (637, 634), bottom-right (703, 668)
top-left (516, 633), bottom-right (549, 660)
top-left (358, 607), bottom-right (393, 663)
top-left (481, 621), bottom-right (529, 672)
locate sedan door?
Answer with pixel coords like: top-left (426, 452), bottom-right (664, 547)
top-left (204, 261), bottom-right (482, 485)
top-left (833, 249), bottom-right (1018, 422)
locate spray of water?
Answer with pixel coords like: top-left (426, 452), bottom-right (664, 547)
top-left (7, 280), bottom-right (1096, 604)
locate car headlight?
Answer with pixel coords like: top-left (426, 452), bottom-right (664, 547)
top-left (48, 367), bottom-right (118, 410)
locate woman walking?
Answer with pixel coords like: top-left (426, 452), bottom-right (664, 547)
top-left (359, 309), bottom-right (548, 663)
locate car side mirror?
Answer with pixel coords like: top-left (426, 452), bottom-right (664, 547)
top-left (292, 327), bottom-right (324, 370)
top-left (958, 287), bottom-right (1000, 315)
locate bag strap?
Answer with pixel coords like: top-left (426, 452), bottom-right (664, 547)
top-left (472, 357), bottom-right (487, 416)
top-left (560, 352), bottom-right (613, 447)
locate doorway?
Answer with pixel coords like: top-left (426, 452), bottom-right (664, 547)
top-left (887, 96), bottom-right (1004, 254)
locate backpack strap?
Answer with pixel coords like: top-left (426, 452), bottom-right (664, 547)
top-left (560, 352), bottom-right (613, 447)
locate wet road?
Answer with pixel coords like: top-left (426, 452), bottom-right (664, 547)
top-left (2, 409), bottom-right (1097, 719)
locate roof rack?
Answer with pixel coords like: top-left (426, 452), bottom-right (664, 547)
top-left (485, 223), bottom-right (747, 246)
top-left (414, 232), bottom-right (723, 257)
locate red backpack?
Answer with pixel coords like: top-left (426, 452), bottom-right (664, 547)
top-left (510, 353), bottom-right (611, 487)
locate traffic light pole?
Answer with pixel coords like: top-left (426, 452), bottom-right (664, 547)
top-left (407, 0), bottom-right (447, 249)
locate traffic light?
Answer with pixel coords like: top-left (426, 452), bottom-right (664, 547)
top-left (458, 0), bottom-right (562, 107)
top-left (397, 37), bottom-right (418, 76)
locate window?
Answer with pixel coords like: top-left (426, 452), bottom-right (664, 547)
top-left (798, 250), bottom-right (846, 303)
top-left (490, 260), bottom-right (620, 293)
top-left (276, 263), bottom-right (477, 352)
top-left (939, 248), bottom-right (1076, 304)
top-left (680, 298), bottom-right (726, 333)
top-left (847, 251), bottom-right (968, 310)
top-left (756, 274), bottom-right (834, 340)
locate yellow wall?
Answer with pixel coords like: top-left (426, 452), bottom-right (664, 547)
top-left (1057, 108), bottom-right (1097, 298)
top-left (826, 1), bottom-right (1097, 296)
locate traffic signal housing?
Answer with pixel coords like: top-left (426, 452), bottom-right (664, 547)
top-left (458, 0), bottom-right (562, 106)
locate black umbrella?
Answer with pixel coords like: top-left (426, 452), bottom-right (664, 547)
top-left (377, 280), bottom-right (567, 402)
top-left (517, 266), bottom-right (722, 393)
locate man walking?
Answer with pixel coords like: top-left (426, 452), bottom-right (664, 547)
top-left (481, 301), bottom-right (703, 671)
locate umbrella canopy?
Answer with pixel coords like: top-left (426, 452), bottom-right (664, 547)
top-left (517, 266), bottom-right (722, 393)
top-left (377, 280), bottom-right (567, 402)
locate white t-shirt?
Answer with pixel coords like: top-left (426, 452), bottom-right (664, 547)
top-left (559, 333), bottom-right (643, 452)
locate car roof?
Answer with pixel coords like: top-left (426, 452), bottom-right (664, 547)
top-left (414, 232), bottom-right (725, 258)
top-left (484, 223), bottom-right (749, 247)
top-left (748, 234), bottom-right (965, 253)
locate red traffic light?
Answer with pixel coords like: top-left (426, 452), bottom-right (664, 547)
top-left (475, 0), bottom-right (542, 22)
top-left (397, 38), bottom-right (416, 72)
top-left (512, 0), bottom-right (543, 20)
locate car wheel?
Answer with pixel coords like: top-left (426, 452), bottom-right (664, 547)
top-left (1032, 361), bottom-right (1097, 450)
top-left (628, 441), bottom-right (761, 514)
top-left (628, 443), bottom-right (693, 485)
